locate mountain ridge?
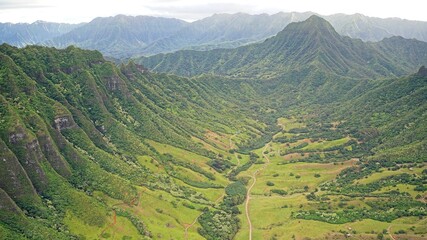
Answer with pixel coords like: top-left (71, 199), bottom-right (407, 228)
top-left (2, 12), bottom-right (427, 58)
top-left (47, 15), bottom-right (189, 58)
top-left (0, 21), bottom-right (82, 47)
top-left (138, 15), bottom-right (427, 79)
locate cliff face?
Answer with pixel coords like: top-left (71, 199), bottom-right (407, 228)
top-left (0, 138), bottom-right (40, 208)
top-left (417, 66), bottom-right (427, 77)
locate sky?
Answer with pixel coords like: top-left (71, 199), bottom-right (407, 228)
top-left (0, 0), bottom-right (426, 24)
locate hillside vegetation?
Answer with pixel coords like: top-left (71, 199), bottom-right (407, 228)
top-left (0, 15), bottom-right (426, 240)
top-left (138, 16), bottom-right (427, 80)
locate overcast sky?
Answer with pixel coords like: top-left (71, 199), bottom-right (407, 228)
top-left (0, 0), bottom-right (426, 23)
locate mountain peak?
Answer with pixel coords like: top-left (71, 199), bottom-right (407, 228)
top-left (274, 15), bottom-right (338, 38)
top-left (271, 14), bottom-right (341, 48)
top-left (305, 14), bottom-right (327, 22)
top-left (296, 15), bottom-right (336, 31)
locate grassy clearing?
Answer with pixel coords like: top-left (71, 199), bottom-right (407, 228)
top-left (239, 194), bottom-right (425, 240)
top-left (64, 211), bottom-right (105, 239)
top-left (172, 177), bottom-right (225, 202)
top-left (204, 130), bottom-right (232, 150)
top-left (356, 166), bottom-right (425, 185)
top-left (133, 188), bottom-right (202, 240)
top-left (301, 137), bottom-right (351, 151)
top-left (235, 135), bottom-right (355, 239)
top-left (137, 155), bottom-right (166, 174)
top-left (277, 117), bottom-right (305, 131)
top-left (374, 184), bottom-right (425, 199)
top-left (234, 116), bottom-right (427, 239)
top-left (273, 117), bottom-right (305, 139)
top-left (192, 135), bottom-right (251, 168)
top-left (248, 160), bottom-right (356, 195)
top-left (147, 139), bottom-right (229, 186)
top-left (97, 187), bottom-right (205, 240)
top-left (192, 136), bottom-right (231, 157)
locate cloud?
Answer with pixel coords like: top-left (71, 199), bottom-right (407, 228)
top-left (146, 2), bottom-right (260, 21)
top-left (0, 0), bottom-right (48, 9)
top-left (0, 0), bottom-right (426, 23)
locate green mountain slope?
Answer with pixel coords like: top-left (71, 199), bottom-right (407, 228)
top-left (143, 12), bottom-right (427, 56)
top-left (0, 44), bottom-right (267, 239)
top-left (0, 17), bottom-right (426, 239)
top-left (138, 16), bottom-right (427, 79)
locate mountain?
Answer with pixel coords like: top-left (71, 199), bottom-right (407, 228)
top-left (47, 15), bottom-right (189, 58)
top-left (2, 12), bottom-right (427, 59)
top-left (138, 15), bottom-right (427, 79)
top-left (143, 12), bottom-right (427, 56)
top-left (0, 43), bottom-right (270, 239)
top-left (0, 21), bottom-right (81, 47)
top-left (1, 33), bottom-right (426, 240)
top-left (325, 13), bottom-right (427, 42)
top-left (140, 12), bottom-right (314, 55)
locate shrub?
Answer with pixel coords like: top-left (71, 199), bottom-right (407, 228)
top-left (266, 181), bottom-right (275, 186)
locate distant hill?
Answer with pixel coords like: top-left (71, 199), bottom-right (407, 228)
top-left (325, 13), bottom-right (427, 42)
top-left (0, 21), bottom-right (81, 47)
top-left (140, 12), bottom-right (314, 55)
top-left (1, 12), bottom-right (427, 58)
top-left (47, 15), bottom-right (189, 58)
top-left (138, 15), bottom-right (427, 79)
top-left (142, 12), bottom-right (427, 56)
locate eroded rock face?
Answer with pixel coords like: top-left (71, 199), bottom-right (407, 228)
top-left (6, 129), bottom-right (49, 193)
top-left (0, 139), bottom-right (39, 206)
top-left (121, 63), bottom-right (146, 79)
top-left (23, 139), bottom-right (48, 189)
top-left (0, 188), bottom-right (23, 214)
top-left (38, 135), bottom-right (71, 178)
top-left (54, 116), bottom-right (75, 131)
top-left (417, 66), bottom-right (427, 77)
top-left (9, 132), bottom-right (25, 144)
top-left (107, 76), bottom-right (122, 91)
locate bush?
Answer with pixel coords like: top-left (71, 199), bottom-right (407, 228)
top-left (266, 181), bottom-right (275, 186)
top-left (271, 189), bottom-right (287, 196)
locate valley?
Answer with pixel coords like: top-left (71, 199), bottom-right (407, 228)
top-left (234, 117), bottom-right (426, 239)
top-left (0, 14), bottom-right (426, 240)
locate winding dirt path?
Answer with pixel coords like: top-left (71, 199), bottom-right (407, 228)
top-left (184, 191), bottom-right (225, 239)
top-left (387, 225), bottom-right (397, 240)
top-left (245, 144), bottom-right (271, 240)
top-left (184, 133), bottom-right (242, 239)
top-left (184, 214), bottom-right (201, 239)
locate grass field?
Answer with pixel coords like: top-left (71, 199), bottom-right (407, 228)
top-left (233, 117), bottom-right (427, 240)
top-left (65, 119), bottom-right (426, 240)
top-left (147, 139), bottom-right (230, 186)
top-left (356, 166), bottom-right (425, 185)
top-left (301, 137), bottom-right (351, 151)
top-left (277, 117), bottom-right (305, 131)
top-left (93, 187), bottom-right (206, 240)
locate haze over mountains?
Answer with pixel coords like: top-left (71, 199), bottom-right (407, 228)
top-left (0, 21), bottom-right (82, 47)
top-left (1, 12), bottom-right (427, 58)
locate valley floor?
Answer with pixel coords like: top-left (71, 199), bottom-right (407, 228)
top-left (231, 117), bottom-right (427, 240)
